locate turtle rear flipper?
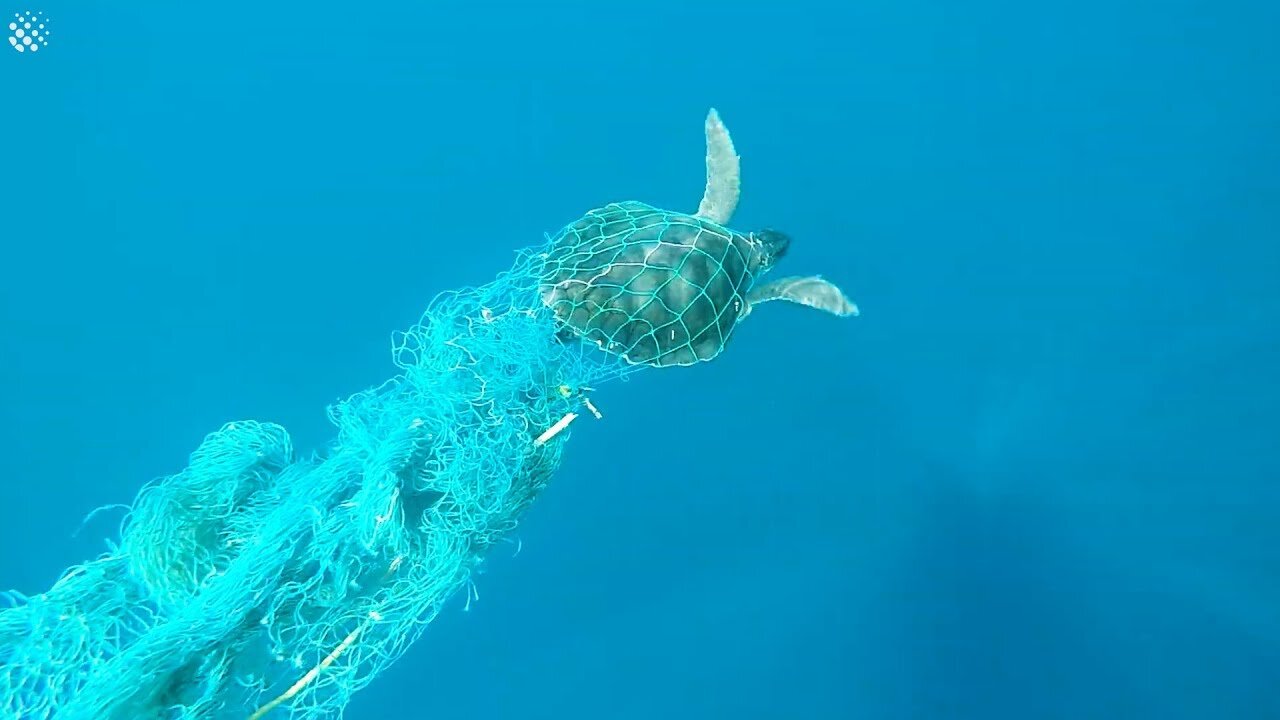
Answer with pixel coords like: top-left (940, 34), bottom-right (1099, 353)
top-left (746, 276), bottom-right (859, 317)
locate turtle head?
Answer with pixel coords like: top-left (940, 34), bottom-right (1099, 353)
top-left (751, 229), bottom-right (791, 273)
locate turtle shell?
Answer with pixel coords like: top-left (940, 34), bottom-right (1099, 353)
top-left (539, 201), bottom-right (762, 367)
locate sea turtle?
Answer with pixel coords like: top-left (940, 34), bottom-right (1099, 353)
top-left (539, 108), bottom-right (857, 368)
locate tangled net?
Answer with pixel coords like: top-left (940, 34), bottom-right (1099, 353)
top-left (0, 245), bottom-right (631, 719)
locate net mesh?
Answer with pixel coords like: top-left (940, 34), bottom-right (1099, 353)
top-left (0, 246), bottom-right (631, 719)
top-left (539, 200), bottom-right (759, 367)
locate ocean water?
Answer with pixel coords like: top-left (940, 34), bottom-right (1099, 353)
top-left (1, 1), bottom-right (1277, 718)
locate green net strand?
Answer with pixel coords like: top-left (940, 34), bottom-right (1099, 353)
top-left (0, 247), bottom-right (630, 719)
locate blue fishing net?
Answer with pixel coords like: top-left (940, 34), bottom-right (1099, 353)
top-left (539, 200), bottom-right (762, 368)
top-left (0, 246), bottom-right (631, 719)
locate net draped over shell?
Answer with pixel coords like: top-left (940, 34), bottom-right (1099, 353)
top-left (539, 200), bottom-right (764, 367)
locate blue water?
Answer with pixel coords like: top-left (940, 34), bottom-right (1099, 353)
top-left (2, 2), bottom-right (1278, 718)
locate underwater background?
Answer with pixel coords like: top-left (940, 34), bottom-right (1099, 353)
top-left (1, 1), bottom-right (1277, 718)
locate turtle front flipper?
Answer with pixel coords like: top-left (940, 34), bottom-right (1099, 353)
top-left (694, 108), bottom-right (741, 224)
top-left (746, 275), bottom-right (859, 318)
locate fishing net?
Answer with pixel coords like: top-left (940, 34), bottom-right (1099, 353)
top-left (0, 245), bottom-right (629, 720)
top-left (538, 200), bottom-right (760, 368)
